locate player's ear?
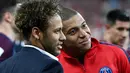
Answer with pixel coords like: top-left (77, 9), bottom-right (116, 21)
top-left (105, 24), bottom-right (111, 30)
top-left (3, 12), bottom-right (13, 24)
top-left (32, 27), bottom-right (41, 40)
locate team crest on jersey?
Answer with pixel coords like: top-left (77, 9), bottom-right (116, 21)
top-left (99, 66), bottom-right (112, 73)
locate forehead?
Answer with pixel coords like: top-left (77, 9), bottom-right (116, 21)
top-left (63, 13), bottom-right (85, 30)
top-left (114, 20), bottom-right (130, 28)
top-left (48, 14), bottom-right (63, 28)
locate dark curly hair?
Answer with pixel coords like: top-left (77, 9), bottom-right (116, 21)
top-left (16, 0), bottom-right (59, 40)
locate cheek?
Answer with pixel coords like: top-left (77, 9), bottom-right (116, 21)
top-left (110, 32), bottom-right (120, 41)
top-left (113, 31), bottom-right (121, 36)
top-left (64, 36), bottom-right (77, 45)
top-left (109, 29), bottom-right (120, 36)
top-left (110, 35), bottom-right (120, 42)
top-left (49, 34), bottom-right (59, 43)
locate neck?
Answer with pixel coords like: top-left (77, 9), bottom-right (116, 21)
top-left (0, 22), bottom-right (15, 41)
top-left (29, 37), bottom-right (45, 51)
top-left (122, 37), bottom-right (129, 50)
top-left (63, 47), bottom-right (86, 65)
top-left (63, 45), bottom-right (86, 58)
top-left (77, 54), bottom-right (85, 64)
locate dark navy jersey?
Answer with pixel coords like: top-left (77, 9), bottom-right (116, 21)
top-left (0, 33), bottom-right (14, 62)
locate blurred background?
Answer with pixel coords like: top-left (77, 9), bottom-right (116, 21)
top-left (60, 0), bottom-right (130, 40)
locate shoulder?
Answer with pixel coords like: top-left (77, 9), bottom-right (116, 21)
top-left (0, 50), bottom-right (62, 73)
top-left (99, 42), bottom-right (126, 54)
top-left (41, 59), bottom-right (63, 73)
top-left (99, 42), bottom-right (130, 62)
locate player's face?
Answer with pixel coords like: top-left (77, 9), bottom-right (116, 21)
top-left (107, 20), bottom-right (130, 47)
top-left (42, 14), bottom-right (66, 56)
top-left (62, 13), bottom-right (91, 53)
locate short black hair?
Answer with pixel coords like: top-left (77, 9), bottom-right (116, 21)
top-left (0, 0), bottom-right (17, 21)
top-left (59, 5), bottom-right (77, 21)
top-left (16, 0), bottom-right (59, 40)
top-left (106, 9), bottom-right (130, 26)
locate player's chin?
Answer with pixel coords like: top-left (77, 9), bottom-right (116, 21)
top-left (54, 50), bottom-right (61, 56)
top-left (118, 43), bottom-right (123, 47)
top-left (118, 40), bottom-right (125, 47)
top-left (79, 41), bottom-right (91, 47)
top-left (54, 46), bottom-right (62, 56)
